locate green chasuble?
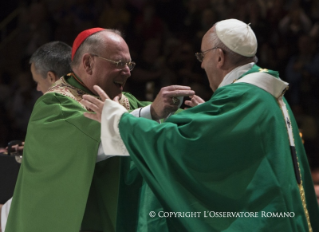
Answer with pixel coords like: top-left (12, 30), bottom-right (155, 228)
top-left (5, 74), bottom-right (162, 232)
top-left (117, 66), bottom-right (319, 231)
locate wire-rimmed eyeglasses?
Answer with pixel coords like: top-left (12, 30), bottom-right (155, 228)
top-left (91, 54), bottom-right (136, 71)
top-left (195, 46), bottom-right (219, 62)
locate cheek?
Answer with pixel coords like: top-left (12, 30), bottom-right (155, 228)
top-left (204, 69), bottom-right (216, 91)
top-left (101, 70), bottom-right (113, 82)
top-left (40, 80), bottom-right (52, 92)
top-left (39, 83), bottom-right (46, 91)
top-left (201, 58), bottom-right (207, 69)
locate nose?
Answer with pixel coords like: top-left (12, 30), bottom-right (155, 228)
top-left (121, 65), bottom-right (131, 77)
top-left (201, 62), bottom-right (204, 69)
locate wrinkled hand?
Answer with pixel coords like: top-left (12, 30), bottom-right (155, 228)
top-left (151, 85), bottom-right (195, 120)
top-left (81, 85), bottom-right (119, 123)
top-left (184, 95), bottom-right (205, 108)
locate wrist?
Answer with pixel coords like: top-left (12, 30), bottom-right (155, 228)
top-left (150, 104), bottom-right (160, 120)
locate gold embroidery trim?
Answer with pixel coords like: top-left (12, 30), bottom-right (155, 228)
top-left (298, 176), bottom-right (312, 232)
top-left (258, 68), bottom-right (268, 72)
top-left (277, 98), bottom-right (312, 232)
top-left (46, 76), bottom-right (131, 111)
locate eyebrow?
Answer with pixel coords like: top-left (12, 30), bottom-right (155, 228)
top-left (109, 57), bottom-right (132, 62)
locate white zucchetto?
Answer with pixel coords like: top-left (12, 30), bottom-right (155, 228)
top-left (215, 19), bottom-right (257, 57)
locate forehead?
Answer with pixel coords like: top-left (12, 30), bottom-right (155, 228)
top-left (30, 62), bottom-right (37, 72)
top-left (99, 33), bottom-right (130, 59)
top-left (30, 63), bottom-right (41, 76)
top-left (201, 27), bottom-right (215, 49)
top-left (30, 63), bottom-right (44, 81)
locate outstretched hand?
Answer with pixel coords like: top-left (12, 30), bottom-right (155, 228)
top-left (81, 85), bottom-right (119, 123)
top-left (151, 85), bottom-right (195, 120)
top-left (184, 95), bottom-right (205, 108)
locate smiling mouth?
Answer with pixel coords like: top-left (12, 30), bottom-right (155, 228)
top-left (114, 81), bottom-right (124, 90)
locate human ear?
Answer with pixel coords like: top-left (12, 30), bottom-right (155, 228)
top-left (47, 71), bottom-right (59, 83)
top-left (216, 48), bottom-right (225, 68)
top-left (83, 54), bottom-right (93, 74)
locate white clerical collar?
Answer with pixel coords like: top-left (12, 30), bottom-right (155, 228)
top-left (218, 62), bottom-right (255, 89)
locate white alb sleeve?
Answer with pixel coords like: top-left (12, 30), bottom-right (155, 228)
top-left (1, 197), bottom-right (12, 232)
top-left (130, 105), bottom-right (152, 119)
top-left (96, 104), bottom-right (153, 162)
top-left (100, 99), bottom-right (129, 156)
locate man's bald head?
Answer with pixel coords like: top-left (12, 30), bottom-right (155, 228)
top-left (71, 29), bottom-right (123, 69)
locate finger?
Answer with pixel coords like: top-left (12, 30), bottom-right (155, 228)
top-left (81, 99), bottom-right (102, 113)
top-left (93, 85), bottom-right (110, 101)
top-left (81, 98), bottom-right (100, 112)
top-left (82, 95), bottom-right (104, 107)
top-left (184, 100), bottom-right (193, 107)
top-left (83, 112), bottom-right (101, 123)
top-left (82, 94), bottom-right (100, 102)
top-left (192, 95), bottom-right (205, 103)
top-left (113, 96), bottom-right (120, 103)
top-left (163, 85), bottom-right (192, 91)
top-left (190, 99), bottom-right (199, 106)
top-left (165, 90), bottom-right (195, 97)
top-left (185, 100), bottom-right (198, 107)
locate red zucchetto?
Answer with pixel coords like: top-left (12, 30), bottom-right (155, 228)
top-left (71, 28), bottom-right (104, 60)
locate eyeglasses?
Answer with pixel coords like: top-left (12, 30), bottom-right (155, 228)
top-left (195, 46), bottom-right (219, 62)
top-left (91, 54), bottom-right (136, 71)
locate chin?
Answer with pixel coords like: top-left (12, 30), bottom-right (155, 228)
top-left (109, 92), bottom-right (122, 100)
top-left (117, 92), bottom-right (123, 99)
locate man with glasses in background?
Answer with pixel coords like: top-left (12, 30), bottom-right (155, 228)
top-left (4, 28), bottom-right (193, 232)
top-left (82, 19), bottom-right (319, 231)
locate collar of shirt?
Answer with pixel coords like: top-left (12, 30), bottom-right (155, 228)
top-left (218, 62), bottom-right (255, 89)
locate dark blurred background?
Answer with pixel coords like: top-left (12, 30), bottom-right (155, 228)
top-left (0, 0), bottom-right (318, 169)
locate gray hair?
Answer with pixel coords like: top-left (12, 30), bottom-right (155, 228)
top-left (29, 41), bottom-right (72, 78)
top-left (210, 27), bottom-right (257, 66)
top-left (71, 29), bottom-right (122, 68)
